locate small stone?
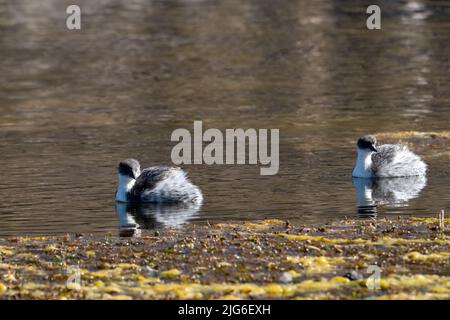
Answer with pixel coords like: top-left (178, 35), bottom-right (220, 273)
top-left (279, 272), bottom-right (293, 283)
top-left (305, 245), bottom-right (322, 252)
top-left (145, 266), bottom-right (159, 277)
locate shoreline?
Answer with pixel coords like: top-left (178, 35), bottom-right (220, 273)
top-left (0, 216), bottom-right (449, 300)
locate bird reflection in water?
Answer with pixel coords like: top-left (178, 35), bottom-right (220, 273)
top-left (115, 202), bottom-right (202, 237)
top-left (352, 175), bottom-right (427, 218)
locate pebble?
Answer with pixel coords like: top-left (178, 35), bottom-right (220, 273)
top-left (145, 266), bottom-right (159, 277)
top-left (279, 272), bottom-right (293, 283)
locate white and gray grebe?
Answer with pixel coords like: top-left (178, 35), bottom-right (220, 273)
top-left (115, 159), bottom-right (203, 204)
top-left (352, 135), bottom-right (427, 178)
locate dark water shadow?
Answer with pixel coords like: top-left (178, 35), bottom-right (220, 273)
top-left (352, 176), bottom-right (427, 219)
top-left (115, 202), bottom-right (202, 237)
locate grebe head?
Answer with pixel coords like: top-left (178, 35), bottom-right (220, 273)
top-left (118, 159), bottom-right (141, 179)
top-left (357, 135), bottom-right (378, 153)
top-left (116, 159), bottom-right (141, 202)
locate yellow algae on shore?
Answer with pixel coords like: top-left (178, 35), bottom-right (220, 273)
top-left (0, 282), bottom-right (6, 294)
top-left (160, 268), bottom-right (182, 278)
top-left (375, 292), bottom-right (450, 300)
top-left (410, 217), bottom-right (450, 224)
top-left (286, 256), bottom-right (346, 274)
top-left (378, 275), bottom-right (450, 293)
top-left (0, 216), bottom-right (448, 300)
top-left (279, 233), bottom-right (449, 246)
top-left (374, 131), bottom-right (450, 139)
top-left (403, 251), bottom-right (450, 262)
top-left (372, 131), bottom-right (450, 157)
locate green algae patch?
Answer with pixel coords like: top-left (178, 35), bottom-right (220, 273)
top-left (0, 216), bottom-right (448, 299)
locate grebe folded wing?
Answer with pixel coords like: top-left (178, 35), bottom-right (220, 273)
top-left (130, 166), bottom-right (202, 203)
top-left (371, 144), bottom-right (402, 172)
top-left (130, 166), bottom-right (181, 197)
top-left (372, 144), bottom-right (426, 177)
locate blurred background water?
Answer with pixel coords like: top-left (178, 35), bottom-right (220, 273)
top-left (0, 0), bottom-right (449, 236)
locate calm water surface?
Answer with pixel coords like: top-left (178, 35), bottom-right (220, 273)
top-left (0, 0), bottom-right (449, 236)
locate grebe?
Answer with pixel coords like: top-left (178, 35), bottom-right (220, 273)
top-left (352, 135), bottom-right (427, 178)
top-left (115, 159), bottom-right (203, 204)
